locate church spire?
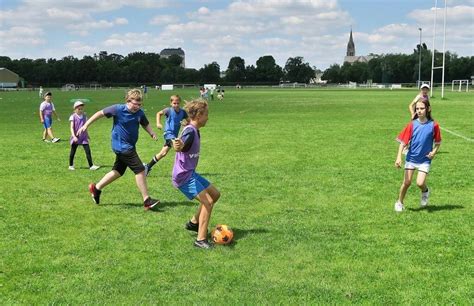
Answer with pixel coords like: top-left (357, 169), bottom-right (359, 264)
top-left (347, 27), bottom-right (355, 56)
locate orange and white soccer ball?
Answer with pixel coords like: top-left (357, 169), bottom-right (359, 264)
top-left (211, 224), bottom-right (234, 245)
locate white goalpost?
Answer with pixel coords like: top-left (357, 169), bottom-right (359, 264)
top-left (451, 80), bottom-right (469, 92)
top-left (417, 80), bottom-right (431, 88)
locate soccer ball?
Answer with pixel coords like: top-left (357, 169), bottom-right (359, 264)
top-left (211, 224), bottom-right (234, 245)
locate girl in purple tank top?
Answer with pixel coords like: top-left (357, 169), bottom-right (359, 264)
top-left (68, 101), bottom-right (100, 171)
top-left (172, 99), bottom-right (221, 249)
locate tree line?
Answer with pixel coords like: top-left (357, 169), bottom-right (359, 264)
top-left (0, 45), bottom-right (471, 87)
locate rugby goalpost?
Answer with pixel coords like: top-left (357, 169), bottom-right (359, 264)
top-left (416, 80), bottom-right (431, 88)
top-left (451, 80), bottom-right (469, 92)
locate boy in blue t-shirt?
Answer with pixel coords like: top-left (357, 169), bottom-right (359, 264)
top-left (77, 89), bottom-right (160, 210)
top-left (144, 95), bottom-right (188, 175)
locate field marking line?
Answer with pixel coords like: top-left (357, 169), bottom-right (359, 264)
top-left (441, 127), bottom-right (474, 142)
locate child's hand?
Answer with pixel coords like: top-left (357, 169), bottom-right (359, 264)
top-left (72, 136), bottom-right (78, 143)
top-left (426, 151), bottom-right (436, 159)
top-left (40, 119), bottom-right (44, 123)
top-left (150, 133), bottom-right (157, 140)
top-left (77, 126), bottom-right (86, 136)
top-left (172, 138), bottom-right (184, 151)
top-left (157, 123), bottom-right (163, 130)
top-left (395, 157), bottom-right (402, 168)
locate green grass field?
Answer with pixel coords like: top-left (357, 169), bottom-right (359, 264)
top-left (1, 87), bottom-right (473, 304)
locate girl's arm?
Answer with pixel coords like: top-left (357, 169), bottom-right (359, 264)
top-left (427, 143), bottom-right (441, 159)
top-left (77, 110), bottom-right (104, 136)
top-left (156, 109), bottom-right (165, 129)
top-left (70, 121), bottom-right (78, 143)
top-left (395, 142), bottom-right (406, 168)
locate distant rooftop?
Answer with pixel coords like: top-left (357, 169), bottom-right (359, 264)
top-left (160, 48), bottom-right (185, 56)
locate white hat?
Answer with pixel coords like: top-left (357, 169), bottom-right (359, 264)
top-left (73, 100), bottom-right (85, 109)
top-left (420, 84), bottom-right (430, 90)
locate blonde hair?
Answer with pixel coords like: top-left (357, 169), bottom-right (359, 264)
top-left (184, 99), bottom-right (208, 120)
top-left (170, 95), bottom-right (181, 103)
top-left (125, 89), bottom-right (142, 102)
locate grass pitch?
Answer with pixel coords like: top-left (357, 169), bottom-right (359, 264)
top-left (1, 87), bottom-right (473, 304)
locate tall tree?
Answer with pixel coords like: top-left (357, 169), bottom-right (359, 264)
top-left (284, 56), bottom-right (315, 83)
top-left (225, 56), bottom-right (246, 82)
top-left (255, 55), bottom-right (283, 83)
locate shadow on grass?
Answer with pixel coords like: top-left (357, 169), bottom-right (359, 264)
top-left (101, 200), bottom-right (190, 211)
top-left (408, 204), bottom-right (464, 212)
top-left (220, 227), bottom-right (269, 248)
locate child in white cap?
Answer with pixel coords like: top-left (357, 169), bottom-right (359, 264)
top-left (69, 101), bottom-right (100, 171)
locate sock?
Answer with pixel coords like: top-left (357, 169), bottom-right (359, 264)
top-left (148, 156), bottom-right (158, 168)
top-left (422, 188), bottom-right (428, 193)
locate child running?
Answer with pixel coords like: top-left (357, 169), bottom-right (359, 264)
top-left (172, 99), bottom-right (220, 249)
top-left (39, 92), bottom-right (60, 143)
top-left (409, 84), bottom-right (430, 119)
top-left (68, 101), bottom-right (100, 171)
top-left (77, 89), bottom-right (160, 210)
top-left (394, 98), bottom-right (441, 212)
top-left (144, 95), bottom-right (188, 175)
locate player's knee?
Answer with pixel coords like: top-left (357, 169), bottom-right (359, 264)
top-left (416, 181), bottom-right (425, 188)
top-left (403, 179), bottom-right (412, 187)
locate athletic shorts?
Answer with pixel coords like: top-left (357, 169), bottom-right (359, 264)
top-left (405, 161), bottom-right (430, 173)
top-left (178, 172), bottom-right (211, 200)
top-left (43, 117), bottom-right (52, 129)
top-left (112, 149), bottom-right (145, 176)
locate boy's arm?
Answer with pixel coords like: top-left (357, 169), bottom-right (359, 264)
top-left (39, 110), bottom-right (44, 123)
top-left (77, 110), bottom-right (104, 136)
top-left (395, 143), bottom-right (406, 168)
top-left (53, 110), bottom-right (60, 121)
top-left (143, 124), bottom-right (157, 140)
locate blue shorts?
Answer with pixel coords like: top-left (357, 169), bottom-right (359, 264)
top-left (178, 172), bottom-right (211, 200)
top-left (43, 117), bottom-right (52, 129)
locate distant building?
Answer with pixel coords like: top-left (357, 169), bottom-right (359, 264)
top-left (160, 48), bottom-right (185, 68)
top-left (0, 68), bottom-right (20, 88)
top-left (343, 29), bottom-right (375, 64)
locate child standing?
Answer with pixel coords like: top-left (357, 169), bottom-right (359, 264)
top-left (144, 95), bottom-right (188, 175)
top-left (68, 101), bottom-right (100, 171)
top-left (172, 99), bottom-right (221, 249)
top-left (39, 92), bottom-right (60, 143)
top-left (394, 98), bottom-right (441, 212)
top-left (77, 89), bottom-right (160, 210)
top-left (409, 84), bottom-right (430, 119)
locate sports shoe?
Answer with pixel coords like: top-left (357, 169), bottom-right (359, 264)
top-left (194, 239), bottom-right (213, 249)
top-left (88, 183), bottom-right (101, 204)
top-left (185, 220), bottom-right (199, 232)
top-left (143, 197), bottom-right (160, 211)
top-left (143, 163), bottom-right (151, 176)
top-left (51, 137), bottom-right (60, 143)
top-left (68, 165), bottom-right (75, 170)
top-left (89, 165), bottom-right (100, 171)
top-left (43, 138), bottom-right (51, 143)
top-left (420, 189), bottom-right (430, 207)
top-left (394, 200), bottom-right (404, 212)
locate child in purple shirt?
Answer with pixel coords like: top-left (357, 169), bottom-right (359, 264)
top-left (39, 92), bottom-right (60, 143)
top-left (172, 99), bottom-right (221, 249)
top-left (68, 101), bottom-right (100, 171)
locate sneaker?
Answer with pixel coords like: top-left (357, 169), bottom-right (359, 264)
top-left (420, 189), bottom-right (430, 207)
top-left (144, 197), bottom-right (160, 211)
top-left (394, 200), bottom-right (404, 212)
top-left (68, 166), bottom-right (75, 171)
top-left (89, 165), bottom-right (100, 171)
top-left (43, 138), bottom-right (51, 143)
top-left (185, 220), bottom-right (199, 232)
top-left (51, 137), bottom-right (60, 143)
top-left (143, 163), bottom-right (151, 176)
top-left (194, 239), bottom-right (213, 249)
top-left (88, 183), bottom-right (101, 204)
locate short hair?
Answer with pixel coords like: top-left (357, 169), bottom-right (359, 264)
top-left (44, 92), bottom-right (52, 98)
top-left (170, 95), bottom-right (181, 103)
top-left (184, 99), bottom-right (208, 120)
top-left (125, 89), bottom-right (142, 102)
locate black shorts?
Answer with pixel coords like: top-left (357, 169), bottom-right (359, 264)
top-left (112, 149), bottom-right (145, 176)
top-left (164, 138), bottom-right (173, 148)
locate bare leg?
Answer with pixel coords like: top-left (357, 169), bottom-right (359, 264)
top-left (153, 146), bottom-right (171, 163)
top-left (135, 171), bottom-right (150, 201)
top-left (96, 170), bottom-right (121, 190)
top-left (398, 169), bottom-right (414, 203)
top-left (416, 171), bottom-right (428, 192)
top-left (42, 129), bottom-right (47, 139)
top-left (194, 185), bottom-right (220, 241)
top-left (46, 127), bottom-right (55, 139)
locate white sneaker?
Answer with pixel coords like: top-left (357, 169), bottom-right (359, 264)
top-left (394, 200), bottom-right (405, 212)
top-left (420, 189), bottom-right (430, 207)
top-left (68, 166), bottom-right (75, 171)
top-left (52, 137), bottom-right (60, 143)
top-left (89, 165), bottom-right (100, 171)
top-left (143, 163), bottom-right (150, 176)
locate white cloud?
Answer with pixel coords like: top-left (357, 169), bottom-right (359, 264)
top-left (114, 18), bottom-right (129, 25)
top-left (198, 7), bottom-right (211, 14)
top-left (149, 15), bottom-right (178, 25)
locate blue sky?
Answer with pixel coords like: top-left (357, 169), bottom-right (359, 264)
top-left (1, 0), bottom-right (472, 70)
